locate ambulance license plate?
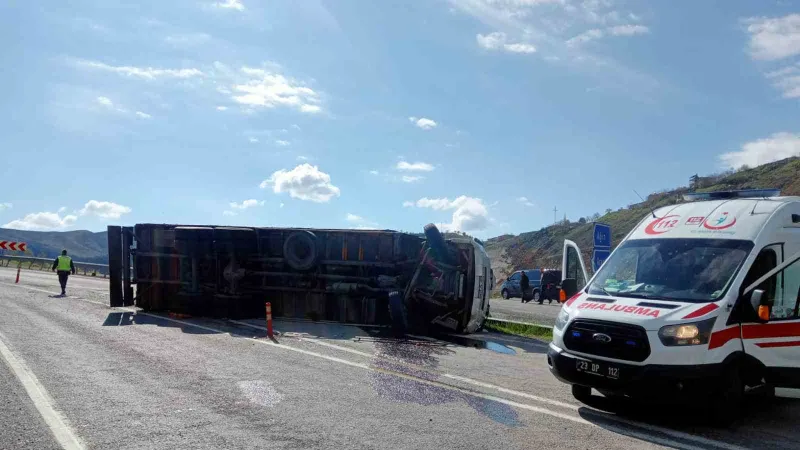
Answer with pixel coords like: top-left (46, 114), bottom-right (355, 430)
top-left (575, 359), bottom-right (620, 379)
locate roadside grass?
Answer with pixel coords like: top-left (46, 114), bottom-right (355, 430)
top-left (485, 319), bottom-right (553, 341)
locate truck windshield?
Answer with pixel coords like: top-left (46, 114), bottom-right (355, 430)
top-left (587, 238), bottom-right (754, 303)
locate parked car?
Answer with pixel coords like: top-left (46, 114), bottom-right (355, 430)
top-left (500, 269), bottom-right (542, 301)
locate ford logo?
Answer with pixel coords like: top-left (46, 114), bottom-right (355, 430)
top-left (592, 333), bottom-right (612, 343)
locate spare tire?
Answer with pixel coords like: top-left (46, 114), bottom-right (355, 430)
top-left (423, 223), bottom-right (454, 265)
top-left (283, 230), bottom-right (318, 271)
top-left (387, 291), bottom-right (408, 335)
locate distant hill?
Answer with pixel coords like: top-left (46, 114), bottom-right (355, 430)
top-left (486, 157), bottom-right (800, 287)
top-left (0, 228), bottom-right (108, 263)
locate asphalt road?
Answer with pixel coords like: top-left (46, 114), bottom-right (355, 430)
top-left (1, 267), bottom-right (799, 449)
top-left (489, 296), bottom-right (562, 326)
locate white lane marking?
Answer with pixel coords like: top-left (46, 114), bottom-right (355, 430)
top-left (148, 312), bottom-right (739, 450)
top-left (230, 319), bottom-right (578, 411)
top-left (0, 283), bottom-right (108, 307)
top-left (0, 286), bottom-right (751, 450)
top-left (0, 331), bottom-right (85, 450)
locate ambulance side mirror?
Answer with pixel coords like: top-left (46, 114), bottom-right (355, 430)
top-left (561, 278), bottom-right (578, 298)
top-left (749, 289), bottom-right (770, 323)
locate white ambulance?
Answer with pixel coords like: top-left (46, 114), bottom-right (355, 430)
top-left (548, 189), bottom-right (800, 418)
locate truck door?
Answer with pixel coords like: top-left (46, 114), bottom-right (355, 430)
top-left (739, 248), bottom-right (800, 394)
top-left (562, 240), bottom-right (589, 296)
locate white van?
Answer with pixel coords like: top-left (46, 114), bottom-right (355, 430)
top-left (548, 189), bottom-right (800, 418)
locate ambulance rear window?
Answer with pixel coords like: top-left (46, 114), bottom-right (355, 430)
top-left (588, 238), bottom-right (753, 303)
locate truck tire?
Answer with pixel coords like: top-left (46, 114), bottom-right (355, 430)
top-left (387, 291), bottom-right (408, 335)
top-left (423, 223), bottom-right (454, 265)
top-left (283, 231), bottom-right (318, 271)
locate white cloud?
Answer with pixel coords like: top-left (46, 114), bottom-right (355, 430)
top-left (402, 201), bottom-right (415, 207)
top-left (230, 199), bottom-right (264, 209)
top-left (369, 170), bottom-right (380, 175)
top-left (58, 206), bottom-right (67, 213)
top-left (401, 175), bottom-right (424, 183)
top-left (406, 196), bottom-right (490, 232)
top-left (0, 203), bottom-right (11, 211)
top-left (279, 202), bottom-right (285, 208)
top-left (77, 60), bottom-right (203, 79)
top-left (260, 164), bottom-right (340, 203)
top-left (96, 96), bottom-right (113, 107)
top-left (135, 111), bottom-right (152, 119)
top-left (517, 196), bottom-right (534, 207)
top-left (608, 24), bottom-right (649, 36)
top-left (165, 33), bottom-right (212, 48)
top-left (231, 67), bottom-right (321, 114)
top-left (249, 137), bottom-right (259, 143)
top-left (216, 106), bottom-right (228, 111)
top-left (3, 211), bottom-right (78, 231)
top-left (79, 200), bottom-right (132, 219)
top-left (213, 0), bottom-right (245, 11)
top-left (766, 64), bottom-right (800, 98)
top-left (223, 210), bottom-right (237, 216)
top-left (408, 116), bottom-right (437, 130)
top-left (346, 213), bottom-right (378, 228)
top-left (744, 14), bottom-right (800, 61)
top-left (566, 28), bottom-right (604, 46)
top-left (300, 104), bottom-right (322, 114)
top-left (297, 155), bottom-right (308, 161)
top-left (719, 132), bottom-right (800, 169)
top-left (476, 32), bottom-right (536, 53)
top-left (275, 140), bottom-right (291, 146)
top-left (291, 124), bottom-right (301, 130)
top-left (396, 161), bottom-right (434, 172)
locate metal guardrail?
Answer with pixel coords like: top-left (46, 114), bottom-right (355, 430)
top-left (0, 255), bottom-right (110, 278)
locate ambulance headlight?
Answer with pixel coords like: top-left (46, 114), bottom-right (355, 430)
top-left (658, 317), bottom-right (717, 346)
top-left (555, 308), bottom-right (570, 331)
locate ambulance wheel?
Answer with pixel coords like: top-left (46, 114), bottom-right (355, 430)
top-left (572, 384), bottom-right (592, 403)
top-left (710, 368), bottom-right (744, 426)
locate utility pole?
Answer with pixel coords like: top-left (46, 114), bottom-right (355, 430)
top-left (553, 206), bottom-right (558, 225)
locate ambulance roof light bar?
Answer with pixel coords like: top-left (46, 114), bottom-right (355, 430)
top-left (683, 189), bottom-right (781, 202)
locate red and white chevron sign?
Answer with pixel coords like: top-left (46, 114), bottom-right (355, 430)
top-left (0, 241), bottom-right (27, 252)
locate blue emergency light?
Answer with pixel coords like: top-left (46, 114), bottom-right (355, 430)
top-left (683, 189), bottom-right (781, 202)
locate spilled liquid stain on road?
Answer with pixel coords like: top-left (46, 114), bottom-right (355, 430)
top-left (367, 336), bottom-right (521, 427)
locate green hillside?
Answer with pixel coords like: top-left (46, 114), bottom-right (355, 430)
top-left (0, 228), bottom-right (108, 263)
top-left (486, 157), bottom-right (800, 286)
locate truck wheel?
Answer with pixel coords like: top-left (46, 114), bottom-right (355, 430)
top-left (501, 289), bottom-right (509, 299)
top-left (283, 231), bottom-right (318, 271)
top-left (387, 291), bottom-right (408, 335)
top-left (423, 223), bottom-right (454, 265)
top-left (572, 384), bottom-right (592, 403)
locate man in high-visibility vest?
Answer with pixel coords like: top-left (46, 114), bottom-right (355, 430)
top-left (51, 249), bottom-right (76, 296)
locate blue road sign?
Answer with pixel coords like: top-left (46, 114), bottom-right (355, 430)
top-left (593, 223), bottom-right (611, 248)
top-left (592, 248), bottom-right (611, 272)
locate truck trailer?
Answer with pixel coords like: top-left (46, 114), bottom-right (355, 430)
top-left (107, 223), bottom-right (492, 334)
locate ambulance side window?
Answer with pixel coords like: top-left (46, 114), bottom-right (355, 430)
top-left (740, 246), bottom-right (781, 303)
top-left (772, 258), bottom-right (800, 320)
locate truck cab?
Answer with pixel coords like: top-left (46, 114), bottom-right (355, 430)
top-left (548, 189), bottom-right (800, 419)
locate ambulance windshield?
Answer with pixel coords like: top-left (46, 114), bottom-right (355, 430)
top-left (587, 238), bottom-right (754, 303)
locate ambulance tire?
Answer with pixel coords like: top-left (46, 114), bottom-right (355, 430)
top-left (571, 384), bottom-right (592, 403)
top-left (710, 368), bottom-right (744, 426)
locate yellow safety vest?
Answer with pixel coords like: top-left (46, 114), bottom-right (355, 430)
top-left (57, 255), bottom-right (72, 271)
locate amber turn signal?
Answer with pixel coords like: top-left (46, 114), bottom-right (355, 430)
top-left (758, 305), bottom-right (770, 321)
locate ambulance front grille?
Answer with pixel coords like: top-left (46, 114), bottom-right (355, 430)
top-left (564, 319), bottom-right (650, 362)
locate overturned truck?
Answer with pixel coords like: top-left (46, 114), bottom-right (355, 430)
top-left (107, 224), bottom-right (493, 334)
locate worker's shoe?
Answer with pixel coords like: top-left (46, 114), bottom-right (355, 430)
top-left (60, 291), bottom-right (66, 297)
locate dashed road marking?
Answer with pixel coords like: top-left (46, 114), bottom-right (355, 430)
top-left (0, 331), bottom-right (85, 450)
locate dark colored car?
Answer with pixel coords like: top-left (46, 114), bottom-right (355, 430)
top-left (500, 269), bottom-right (542, 301)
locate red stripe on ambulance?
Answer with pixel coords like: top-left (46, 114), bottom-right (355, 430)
top-left (708, 326), bottom-right (740, 350)
top-left (755, 340), bottom-right (800, 348)
top-left (682, 303), bottom-right (719, 319)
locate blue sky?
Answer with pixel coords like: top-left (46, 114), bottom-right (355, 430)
top-left (0, 1), bottom-right (798, 238)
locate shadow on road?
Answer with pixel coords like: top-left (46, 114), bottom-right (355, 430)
top-left (576, 393), bottom-right (800, 449)
top-left (102, 311), bottom-right (219, 335)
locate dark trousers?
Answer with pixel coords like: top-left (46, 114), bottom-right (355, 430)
top-left (57, 271), bottom-right (69, 293)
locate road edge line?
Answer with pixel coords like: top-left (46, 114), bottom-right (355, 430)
top-left (0, 331), bottom-right (85, 450)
